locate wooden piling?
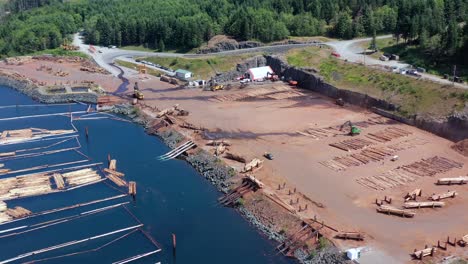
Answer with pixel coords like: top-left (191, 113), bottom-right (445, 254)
top-left (128, 181), bottom-right (137, 198)
top-left (172, 233), bottom-right (177, 256)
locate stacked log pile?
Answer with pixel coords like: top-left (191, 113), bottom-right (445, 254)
top-left (329, 138), bottom-right (375, 152)
top-left (437, 177), bottom-right (468, 185)
top-left (357, 156), bottom-right (463, 190)
top-left (366, 127), bottom-right (412, 142)
top-left (5, 206), bottom-right (31, 218)
top-left (321, 138), bottom-right (427, 171)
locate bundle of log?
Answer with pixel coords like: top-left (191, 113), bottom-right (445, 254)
top-left (429, 191), bottom-right (457, 201)
top-left (0, 128), bottom-right (74, 145)
top-left (242, 158), bottom-right (263, 173)
top-left (206, 140), bottom-right (231, 146)
top-left (107, 174), bottom-right (128, 187)
top-left (224, 152), bottom-right (246, 163)
top-left (376, 205), bottom-right (415, 217)
top-left (403, 201), bottom-right (444, 209)
top-left (5, 206), bottom-right (31, 218)
top-left (413, 247), bottom-right (436, 259)
top-left (437, 177), bottom-right (468, 185)
top-left (0, 174), bottom-right (52, 200)
top-left (335, 232), bottom-right (365, 241)
top-left (62, 168), bottom-right (101, 186)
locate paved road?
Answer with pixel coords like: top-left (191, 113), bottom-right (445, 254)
top-left (74, 34), bottom-right (467, 89)
top-left (326, 35), bottom-right (467, 89)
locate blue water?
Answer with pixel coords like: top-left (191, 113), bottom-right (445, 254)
top-left (0, 85), bottom-right (294, 264)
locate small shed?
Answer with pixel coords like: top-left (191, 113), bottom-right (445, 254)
top-left (245, 66), bottom-right (274, 81)
top-left (175, 69), bottom-right (193, 80)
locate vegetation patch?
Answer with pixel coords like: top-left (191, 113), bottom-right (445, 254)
top-left (115, 60), bottom-right (163, 77)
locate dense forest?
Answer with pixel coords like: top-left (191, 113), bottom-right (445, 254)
top-left (0, 0), bottom-right (467, 65)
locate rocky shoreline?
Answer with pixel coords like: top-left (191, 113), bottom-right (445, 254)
top-left (0, 73), bottom-right (98, 104)
top-left (106, 103), bottom-right (346, 264)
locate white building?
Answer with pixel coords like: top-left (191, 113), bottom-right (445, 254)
top-left (245, 66), bottom-right (274, 81)
top-left (175, 69), bottom-right (193, 80)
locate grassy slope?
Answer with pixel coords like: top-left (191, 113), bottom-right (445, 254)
top-left (29, 48), bottom-right (90, 58)
top-left (141, 54), bottom-right (259, 79)
top-left (115, 60), bottom-right (164, 76)
top-left (286, 46), bottom-right (468, 118)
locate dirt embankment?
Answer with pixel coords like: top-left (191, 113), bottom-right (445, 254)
top-left (452, 139), bottom-right (468, 156)
top-left (265, 55), bottom-right (468, 142)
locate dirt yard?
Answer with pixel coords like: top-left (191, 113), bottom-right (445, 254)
top-left (2, 58), bottom-right (466, 263)
top-left (123, 71), bottom-right (468, 263)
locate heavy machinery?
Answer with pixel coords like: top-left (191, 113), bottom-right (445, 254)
top-left (339, 121), bottom-right (361, 136)
top-left (211, 84), bottom-right (224, 91)
top-left (133, 82), bottom-right (144, 100)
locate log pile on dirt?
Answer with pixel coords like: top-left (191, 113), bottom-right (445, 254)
top-left (451, 139), bottom-right (468, 157)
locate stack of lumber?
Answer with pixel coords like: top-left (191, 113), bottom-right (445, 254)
top-left (366, 127), bottom-right (412, 143)
top-left (62, 168), bottom-right (101, 186)
top-left (0, 174), bottom-right (52, 200)
top-left (401, 156), bottom-right (463, 177)
top-left (330, 138), bottom-right (374, 152)
top-left (5, 206), bottom-right (31, 218)
top-left (0, 201), bottom-right (6, 212)
top-left (242, 158), bottom-right (263, 173)
top-left (437, 177), bottom-right (468, 185)
top-left (403, 201), bottom-right (444, 209)
top-left (53, 173), bottom-right (65, 190)
top-left (376, 205), bottom-right (415, 217)
top-left (430, 191), bottom-right (457, 201)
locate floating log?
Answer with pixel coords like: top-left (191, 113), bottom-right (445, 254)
top-left (0, 201), bottom-right (6, 212)
top-left (0, 152), bottom-right (15, 157)
top-left (413, 247), bottom-right (436, 259)
top-left (224, 152), bottom-right (246, 163)
top-left (376, 205), bottom-right (415, 217)
top-left (335, 232), bottom-right (364, 241)
top-left (5, 206), bottom-right (31, 218)
top-left (437, 177), bottom-right (468, 185)
top-left (128, 181), bottom-right (136, 196)
top-left (103, 168), bottom-right (125, 177)
top-left (403, 201), bottom-right (444, 209)
top-left (109, 159), bottom-right (117, 170)
top-left (53, 173), bottom-right (65, 190)
top-left (107, 174), bottom-right (128, 187)
top-left (430, 191), bottom-right (457, 201)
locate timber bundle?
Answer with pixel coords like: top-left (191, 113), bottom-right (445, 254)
top-left (329, 138), bottom-right (375, 152)
top-left (357, 156), bottom-right (462, 190)
top-left (365, 127), bottom-right (412, 142)
top-left (0, 128), bottom-right (75, 145)
top-left (0, 168), bottom-right (102, 201)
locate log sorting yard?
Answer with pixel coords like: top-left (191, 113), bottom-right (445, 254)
top-left (1, 53), bottom-right (467, 263)
top-left (0, 103), bottom-right (161, 263)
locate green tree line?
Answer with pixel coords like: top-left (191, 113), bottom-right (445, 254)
top-left (0, 0), bottom-right (467, 66)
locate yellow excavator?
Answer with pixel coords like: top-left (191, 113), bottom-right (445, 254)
top-left (340, 121), bottom-right (361, 136)
top-left (133, 82), bottom-right (144, 100)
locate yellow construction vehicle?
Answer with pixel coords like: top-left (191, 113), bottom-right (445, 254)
top-left (211, 84), bottom-right (224, 91)
top-left (133, 82), bottom-right (144, 100)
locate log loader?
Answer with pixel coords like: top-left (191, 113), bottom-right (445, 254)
top-left (340, 121), bottom-right (361, 136)
top-left (133, 82), bottom-right (144, 100)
